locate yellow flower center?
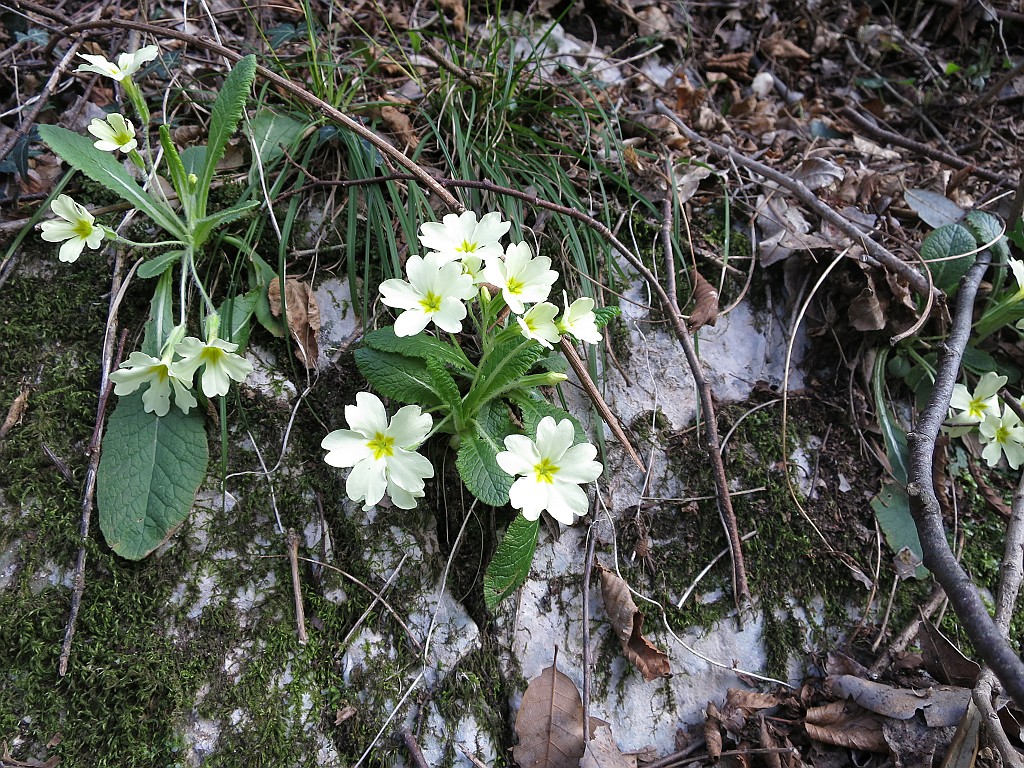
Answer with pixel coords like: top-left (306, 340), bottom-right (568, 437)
top-left (200, 346), bottom-right (225, 365)
top-left (367, 432), bottom-right (395, 460)
top-left (968, 397), bottom-right (989, 419)
top-left (533, 458), bottom-right (559, 484)
top-left (506, 277), bottom-right (524, 295)
top-left (73, 219), bottom-right (94, 239)
top-left (995, 425), bottom-right (1011, 444)
top-left (457, 239), bottom-right (478, 253)
top-left (419, 291), bottom-right (443, 313)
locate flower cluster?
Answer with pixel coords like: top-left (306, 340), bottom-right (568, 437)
top-left (379, 210), bottom-right (602, 347)
top-left (947, 372), bottom-right (1024, 470)
top-left (323, 211), bottom-right (606, 521)
top-left (109, 320), bottom-right (253, 417)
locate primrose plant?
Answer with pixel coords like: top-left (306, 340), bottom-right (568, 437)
top-left (321, 211), bottom-right (615, 608)
top-left (37, 46), bottom-right (273, 560)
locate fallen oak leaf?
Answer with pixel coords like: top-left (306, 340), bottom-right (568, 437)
top-left (268, 277), bottom-right (321, 369)
top-left (804, 700), bottom-right (888, 753)
top-left (581, 723), bottom-right (636, 768)
top-left (597, 564), bottom-right (671, 682)
top-left (513, 660), bottom-right (586, 768)
top-left (687, 272), bottom-right (719, 333)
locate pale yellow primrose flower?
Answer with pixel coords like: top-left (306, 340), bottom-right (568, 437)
top-left (1011, 258), bottom-right (1024, 297)
top-left (39, 194), bottom-right (108, 262)
top-left (418, 211), bottom-right (510, 265)
top-left (322, 392), bottom-right (434, 510)
top-left (517, 302), bottom-right (561, 348)
top-left (109, 329), bottom-right (197, 417)
top-left (173, 335), bottom-right (253, 398)
top-left (484, 241), bottom-right (558, 315)
top-left (979, 406), bottom-right (1024, 470)
top-left (496, 416), bottom-right (603, 525)
top-left (946, 371), bottom-right (1007, 437)
top-left (379, 252), bottom-right (477, 337)
top-left (76, 45), bottom-right (159, 82)
top-left (556, 293), bottom-right (602, 344)
top-left (88, 113), bottom-right (137, 154)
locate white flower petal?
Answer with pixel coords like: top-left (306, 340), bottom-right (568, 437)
top-left (346, 392), bottom-right (389, 437)
top-left (322, 430), bottom-right (373, 467)
top-left (387, 405), bottom-right (433, 447)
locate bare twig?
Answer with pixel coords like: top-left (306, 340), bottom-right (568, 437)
top-left (839, 106), bottom-right (1013, 189)
top-left (59, 307), bottom-right (128, 676)
top-left (868, 585), bottom-right (945, 678)
top-left (653, 100), bottom-right (936, 302)
top-left (287, 529), bottom-right (308, 645)
top-left (10, 0), bottom-right (463, 211)
top-left (971, 463), bottom-right (1024, 768)
top-left (906, 250), bottom-right (1024, 707)
top-left (0, 39), bottom-right (83, 166)
top-left (581, 523), bottom-right (598, 747)
top-left (399, 728), bottom-right (429, 768)
top-left (661, 189), bottom-right (751, 620)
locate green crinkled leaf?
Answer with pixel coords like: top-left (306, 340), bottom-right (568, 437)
top-left (219, 289), bottom-right (258, 349)
top-left (158, 124), bottom-right (190, 217)
top-left (484, 515), bottom-right (540, 610)
top-left (465, 341), bottom-right (545, 414)
top-left (870, 481), bottom-right (927, 579)
top-left (427, 355), bottom-right (463, 414)
top-left (138, 249), bottom-right (183, 280)
top-left (964, 210), bottom-right (1009, 261)
top-left (920, 223), bottom-right (977, 294)
top-left (363, 326), bottom-right (473, 370)
top-left (191, 200), bottom-right (261, 247)
top-left (508, 391), bottom-right (586, 444)
top-left (37, 125), bottom-right (187, 240)
top-left (97, 393), bottom-right (208, 560)
top-left (354, 347), bottom-right (442, 406)
top-left (196, 54), bottom-right (257, 218)
top-left (456, 403), bottom-right (515, 506)
top-left (594, 305), bottom-right (621, 330)
top-left (142, 269), bottom-right (175, 357)
top-left (250, 108), bottom-right (306, 164)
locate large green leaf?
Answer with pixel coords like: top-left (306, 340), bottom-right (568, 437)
top-left (920, 223), bottom-right (976, 294)
top-left (250, 108), bottom-right (306, 164)
top-left (141, 269), bottom-right (175, 357)
top-left (97, 393), bottom-right (208, 560)
top-left (484, 515), bottom-right (540, 610)
top-left (964, 210), bottom-right (1009, 261)
top-left (191, 200), bottom-right (261, 247)
top-left (354, 347), bottom-right (442, 406)
top-left (363, 326), bottom-right (473, 371)
top-left (870, 481), bottom-right (927, 579)
top-left (138, 249), bottom-right (184, 280)
top-left (456, 403), bottom-right (515, 506)
top-left (464, 341), bottom-right (545, 414)
top-left (426, 355), bottom-right (463, 415)
top-left (37, 125), bottom-right (187, 240)
top-left (195, 54), bottom-right (257, 218)
top-left (508, 390), bottom-right (585, 444)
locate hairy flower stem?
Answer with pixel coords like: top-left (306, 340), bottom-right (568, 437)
top-left (908, 251), bottom-right (1024, 708)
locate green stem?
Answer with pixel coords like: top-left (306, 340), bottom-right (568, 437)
top-left (116, 237), bottom-right (186, 249)
top-left (973, 291), bottom-right (1024, 341)
top-left (463, 338), bottom-right (535, 418)
top-left (187, 249), bottom-right (217, 315)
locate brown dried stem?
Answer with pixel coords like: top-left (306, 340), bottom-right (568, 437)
top-left (660, 193), bottom-right (751, 619)
top-left (907, 250), bottom-right (1024, 707)
top-left (653, 100), bottom-right (936, 302)
top-left (10, 0), bottom-right (463, 211)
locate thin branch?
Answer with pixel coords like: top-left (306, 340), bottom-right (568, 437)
top-left (653, 100), bottom-right (936, 302)
top-left (839, 107), bottom-right (1013, 189)
top-left (906, 250), bottom-right (1024, 707)
top-left (661, 188), bottom-right (751, 618)
top-left (9, 0), bottom-right (463, 211)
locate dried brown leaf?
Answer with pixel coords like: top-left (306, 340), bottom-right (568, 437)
top-left (687, 272), bottom-right (719, 332)
top-left (269, 278), bottom-right (321, 369)
top-left (1, 388), bottom-right (30, 439)
top-left (726, 688), bottom-right (781, 713)
top-left (580, 723), bottom-right (635, 768)
top-left (804, 701), bottom-right (888, 752)
top-left (379, 106), bottom-right (420, 150)
top-left (706, 52), bottom-right (753, 81)
top-left (513, 664), bottom-right (586, 768)
top-left (597, 565), bottom-right (671, 681)
top-left (791, 157), bottom-right (845, 191)
top-left (435, 0), bottom-right (465, 32)
top-left (760, 37), bottom-right (811, 62)
top-left (704, 702), bottom-right (723, 761)
top-left (827, 674), bottom-right (971, 728)
top-left (916, 620), bottom-right (981, 689)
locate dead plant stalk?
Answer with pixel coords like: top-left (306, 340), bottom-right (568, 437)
top-left (906, 250), bottom-right (1024, 708)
